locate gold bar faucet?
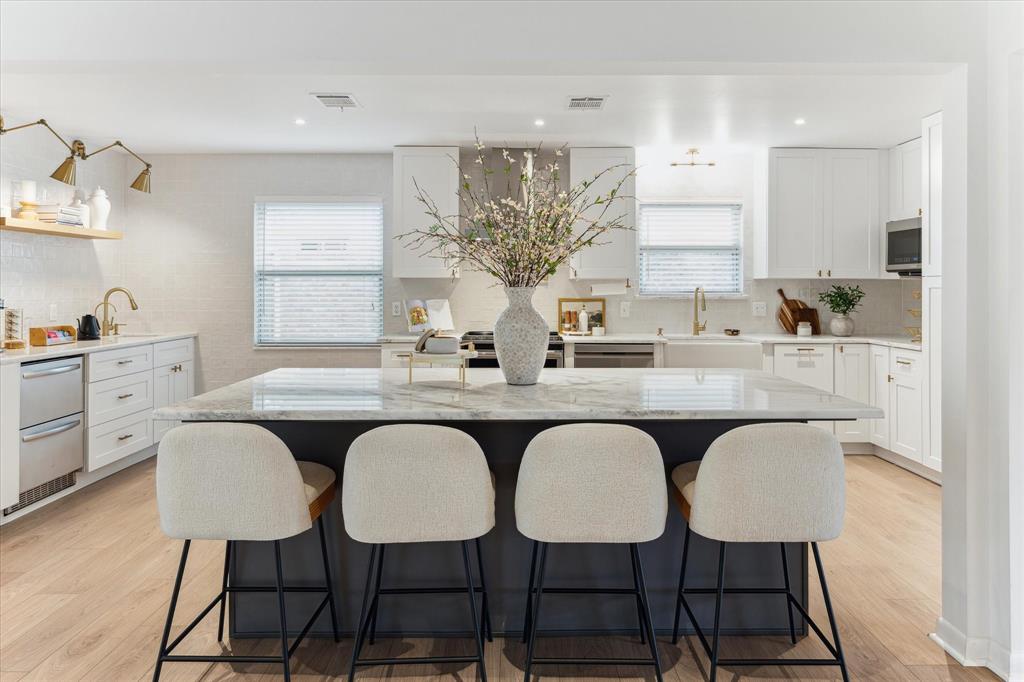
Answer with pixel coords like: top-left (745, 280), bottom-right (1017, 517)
top-left (692, 286), bottom-right (707, 336)
top-left (98, 287), bottom-right (139, 336)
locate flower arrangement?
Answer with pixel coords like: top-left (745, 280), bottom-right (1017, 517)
top-left (818, 284), bottom-right (866, 316)
top-left (400, 133), bottom-right (635, 287)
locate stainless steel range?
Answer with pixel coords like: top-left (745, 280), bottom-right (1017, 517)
top-left (461, 330), bottom-right (564, 368)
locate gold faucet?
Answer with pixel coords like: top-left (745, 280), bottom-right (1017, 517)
top-left (98, 287), bottom-right (139, 336)
top-left (692, 286), bottom-right (707, 336)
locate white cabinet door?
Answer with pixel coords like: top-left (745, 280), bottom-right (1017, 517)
top-left (392, 146), bottom-right (460, 278)
top-left (822, 149), bottom-right (879, 278)
top-left (833, 343), bottom-right (871, 442)
top-left (87, 370), bottom-right (154, 427)
top-left (889, 349), bottom-right (924, 462)
top-left (568, 148), bottom-right (636, 280)
top-left (153, 360), bottom-right (195, 444)
top-left (921, 112), bottom-right (942, 276)
top-left (766, 149), bottom-right (822, 278)
top-left (869, 344), bottom-right (891, 448)
top-left (888, 138), bottom-right (922, 221)
top-left (922, 279), bottom-right (942, 471)
top-left (772, 344), bottom-right (834, 432)
top-left (87, 345), bottom-right (154, 383)
top-left (87, 410), bottom-right (153, 472)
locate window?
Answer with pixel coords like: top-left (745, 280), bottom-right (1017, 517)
top-left (638, 202), bottom-right (743, 296)
top-left (254, 199), bottom-right (383, 346)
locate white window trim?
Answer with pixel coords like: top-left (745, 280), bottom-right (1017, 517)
top-left (253, 195), bottom-right (385, 348)
top-left (635, 198), bottom-right (746, 299)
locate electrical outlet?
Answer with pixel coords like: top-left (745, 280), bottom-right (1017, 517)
top-left (49, 303), bottom-right (58, 321)
top-left (619, 301), bottom-right (631, 318)
top-left (752, 301), bottom-right (767, 317)
top-left (391, 301), bottom-right (401, 317)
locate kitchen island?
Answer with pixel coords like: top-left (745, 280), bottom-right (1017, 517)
top-left (155, 367), bottom-right (881, 639)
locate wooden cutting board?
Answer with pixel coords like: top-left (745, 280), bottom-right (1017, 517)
top-left (777, 288), bottom-right (821, 335)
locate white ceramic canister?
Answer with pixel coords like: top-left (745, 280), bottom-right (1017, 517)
top-left (88, 187), bottom-right (111, 230)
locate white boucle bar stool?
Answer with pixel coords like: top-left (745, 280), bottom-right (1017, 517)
top-left (515, 423), bottom-right (668, 682)
top-left (669, 423), bottom-right (849, 682)
top-left (152, 423), bottom-right (340, 682)
top-left (343, 424), bottom-right (494, 682)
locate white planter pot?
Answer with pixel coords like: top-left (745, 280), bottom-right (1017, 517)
top-left (829, 314), bottom-right (855, 337)
top-left (494, 287), bottom-right (549, 385)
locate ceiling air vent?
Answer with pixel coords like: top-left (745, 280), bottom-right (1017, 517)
top-left (566, 96), bottom-right (607, 111)
top-left (311, 93), bottom-right (360, 109)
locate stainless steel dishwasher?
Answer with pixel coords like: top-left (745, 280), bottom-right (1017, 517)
top-left (18, 355), bottom-right (85, 499)
top-left (573, 343), bottom-right (656, 368)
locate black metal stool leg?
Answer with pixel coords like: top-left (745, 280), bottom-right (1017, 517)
top-left (522, 542), bottom-right (548, 682)
top-left (632, 543), bottom-right (664, 682)
top-left (348, 544), bottom-right (379, 682)
top-left (475, 537), bottom-right (494, 642)
top-left (367, 544), bottom-right (386, 645)
top-left (672, 524), bottom-right (691, 644)
top-left (709, 542), bottom-right (727, 682)
top-left (521, 540), bottom-right (539, 643)
top-left (317, 517), bottom-right (341, 643)
top-left (629, 543), bottom-right (648, 644)
top-left (780, 542), bottom-right (797, 645)
top-left (216, 540), bottom-right (231, 643)
top-left (462, 541), bottom-right (489, 682)
top-left (273, 541), bottom-right (292, 682)
top-left (153, 539), bottom-right (190, 682)
top-left (813, 542), bottom-right (850, 682)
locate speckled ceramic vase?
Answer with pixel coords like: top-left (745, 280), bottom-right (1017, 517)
top-left (830, 313), bottom-right (855, 337)
top-left (494, 287), bottom-right (549, 385)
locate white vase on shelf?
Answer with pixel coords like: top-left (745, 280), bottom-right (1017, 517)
top-left (88, 187), bottom-right (110, 230)
top-left (71, 190), bottom-right (91, 229)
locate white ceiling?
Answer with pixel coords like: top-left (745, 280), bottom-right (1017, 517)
top-left (0, 1), bottom-right (953, 155)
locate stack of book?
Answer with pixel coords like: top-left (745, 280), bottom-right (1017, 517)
top-left (35, 204), bottom-right (84, 226)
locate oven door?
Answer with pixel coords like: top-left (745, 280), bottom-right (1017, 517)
top-left (886, 218), bottom-right (922, 273)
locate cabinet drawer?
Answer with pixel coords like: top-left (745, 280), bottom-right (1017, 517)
top-left (154, 338), bottom-right (194, 368)
top-left (891, 349), bottom-right (922, 381)
top-left (86, 409), bottom-right (153, 472)
top-left (87, 371), bottom-right (154, 427)
top-left (88, 345), bottom-right (153, 382)
top-left (772, 344), bottom-right (835, 392)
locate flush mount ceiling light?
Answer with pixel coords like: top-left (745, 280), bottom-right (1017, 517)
top-left (534, 119), bottom-right (545, 127)
top-left (294, 118), bottom-right (307, 126)
top-left (794, 118), bottom-right (807, 125)
top-left (0, 115), bottom-right (153, 193)
top-left (670, 148), bottom-right (716, 168)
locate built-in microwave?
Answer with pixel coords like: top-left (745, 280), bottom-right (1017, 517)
top-left (885, 217), bottom-right (922, 275)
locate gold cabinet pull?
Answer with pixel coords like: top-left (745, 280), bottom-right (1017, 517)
top-left (117, 393), bottom-right (134, 400)
top-left (117, 433), bottom-right (134, 441)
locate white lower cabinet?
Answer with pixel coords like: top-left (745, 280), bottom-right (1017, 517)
top-left (833, 344), bottom-right (871, 442)
top-left (869, 344), bottom-right (891, 449)
top-left (889, 349), bottom-right (924, 461)
top-left (87, 409), bottom-right (153, 472)
top-left (922, 278), bottom-right (942, 471)
top-left (153, 359), bottom-right (195, 443)
top-left (772, 344), bottom-right (834, 432)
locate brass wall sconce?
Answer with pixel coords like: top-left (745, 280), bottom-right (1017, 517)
top-left (670, 148), bottom-right (716, 168)
top-left (0, 115), bottom-right (152, 193)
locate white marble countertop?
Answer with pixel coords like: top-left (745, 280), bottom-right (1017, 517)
top-left (154, 367), bottom-right (882, 422)
top-left (0, 331), bottom-right (198, 365)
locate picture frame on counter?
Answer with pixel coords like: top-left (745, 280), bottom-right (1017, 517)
top-left (558, 297), bottom-right (606, 336)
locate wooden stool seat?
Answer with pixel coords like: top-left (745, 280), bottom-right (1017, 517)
top-left (297, 461), bottom-right (336, 520)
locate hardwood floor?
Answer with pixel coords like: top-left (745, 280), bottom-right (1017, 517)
top-left (0, 455), bottom-right (995, 681)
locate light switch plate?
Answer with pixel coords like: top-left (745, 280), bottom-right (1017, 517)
top-left (49, 303), bottom-right (58, 321)
top-left (620, 301), bottom-right (631, 318)
top-left (391, 301), bottom-right (401, 317)
top-left (752, 301), bottom-right (767, 317)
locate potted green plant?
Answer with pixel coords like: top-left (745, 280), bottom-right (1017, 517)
top-left (818, 285), bottom-right (866, 337)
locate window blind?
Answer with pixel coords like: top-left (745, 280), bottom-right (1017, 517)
top-left (638, 203), bottom-right (743, 295)
top-left (254, 200), bottom-right (383, 345)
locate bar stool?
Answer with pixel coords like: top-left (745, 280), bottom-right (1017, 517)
top-left (669, 423), bottom-right (849, 682)
top-left (152, 423), bottom-right (341, 682)
top-left (515, 423), bottom-right (667, 682)
top-left (343, 424), bottom-right (494, 681)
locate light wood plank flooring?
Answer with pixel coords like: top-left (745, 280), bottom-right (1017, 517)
top-left (0, 455), bottom-right (995, 681)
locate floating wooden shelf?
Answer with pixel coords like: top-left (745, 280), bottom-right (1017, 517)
top-left (0, 217), bottom-right (122, 240)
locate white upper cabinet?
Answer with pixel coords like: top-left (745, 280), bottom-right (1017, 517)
top-left (392, 146), bottom-right (461, 278)
top-left (568, 147), bottom-right (636, 280)
top-left (921, 112), bottom-right (942, 276)
top-left (759, 148), bottom-right (879, 279)
top-left (888, 137), bottom-right (922, 221)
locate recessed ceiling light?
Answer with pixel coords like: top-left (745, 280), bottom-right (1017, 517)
top-left (294, 118), bottom-right (307, 126)
top-left (794, 118), bottom-right (806, 126)
top-left (534, 119), bottom-right (545, 127)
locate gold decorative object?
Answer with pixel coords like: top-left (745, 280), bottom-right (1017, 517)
top-left (670, 148), bottom-right (716, 168)
top-left (16, 201), bottom-right (39, 221)
top-left (558, 297), bottom-right (606, 335)
top-left (0, 115), bottom-right (152, 193)
top-left (905, 326), bottom-right (923, 343)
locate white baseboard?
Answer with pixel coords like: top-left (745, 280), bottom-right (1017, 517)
top-left (0, 445), bottom-right (156, 526)
top-left (871, 446), bottom-right (942, 484)
top-left (931, 619), bottom-right (1014, 681)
